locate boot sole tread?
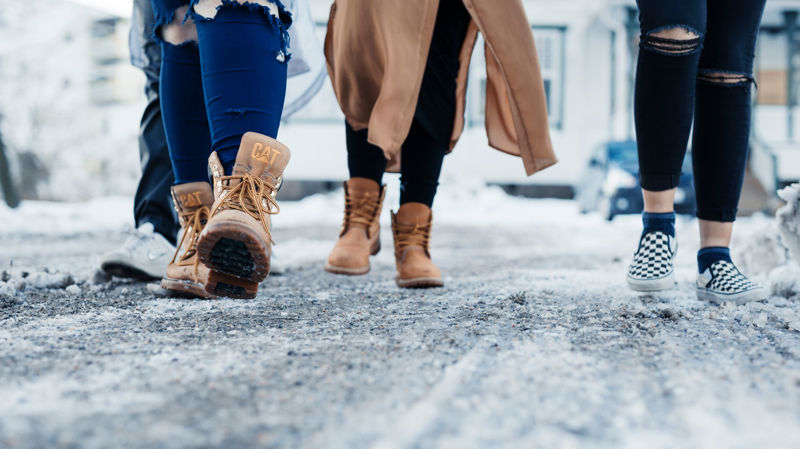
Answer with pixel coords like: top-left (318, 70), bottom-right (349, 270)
top-left (204, 271), bottom-right (259, 299)
top-left (198, 227), bottom-right (270, 283)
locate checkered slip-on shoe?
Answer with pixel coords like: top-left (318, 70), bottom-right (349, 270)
top-left (697, 260), bottom-right (766, 305)
top-left (626, 231), bottom-right (677, 292)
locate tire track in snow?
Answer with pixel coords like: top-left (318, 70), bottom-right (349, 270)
top-left (369, 342), bottom-right (488, 449)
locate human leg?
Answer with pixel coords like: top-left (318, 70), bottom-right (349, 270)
top-left (101, 0), bottom-right (182, 281)
top-left (190, 0), bottom-right (293, 298)
top-left (693, 0), bottom-right (767, 303)
top-left (627, 0), bottom-right (706, 291)
top-left (131, 0), bottom-right (180, 243)
top-left (325, 121), bottom-right (387, 276)
top-left (391, 0), bottom-right (470, 289)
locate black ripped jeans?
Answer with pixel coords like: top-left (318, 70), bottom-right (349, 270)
top-left (634, 0), bottom-right (767, 222)
top-left (346, 0), bottom-right (471, 207)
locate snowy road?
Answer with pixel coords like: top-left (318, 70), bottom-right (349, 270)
top-left (1, 186), bottom-right (799, 449)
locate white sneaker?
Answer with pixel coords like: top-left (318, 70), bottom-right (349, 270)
top-left (697, 260), bottom-right (767, 305)
top-left (626, 231), bottom-right (677, 292)
top-left (101, 223), bottom-right (175, 280)
top-left (269, 247), bottom-right (285, 275)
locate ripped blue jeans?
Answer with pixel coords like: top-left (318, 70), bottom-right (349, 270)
top-left (151, 0), bottom-right (291, 182)
top-left (634, 0), bottom-right (767, 222)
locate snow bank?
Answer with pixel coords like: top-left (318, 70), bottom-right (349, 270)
top-left (733, 223), bottom-right (788, 276)
top-left (732, 196), bottom-right (800, 300)
top-left (777, 183), bottom-right (800, 264)
top-left (769, 264), bottom-right (800, 300)
top-left (0, 196), bottom-right (133, 235)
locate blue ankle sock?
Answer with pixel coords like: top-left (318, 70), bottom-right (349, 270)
top-left (642, 211), bottom-right (676, 237)
top-left (697, 247), bottom-right (731, 273)
top-left (195, 5), bottom-right (289, 175)
top-left (159, 42), bottom-right (213, 184)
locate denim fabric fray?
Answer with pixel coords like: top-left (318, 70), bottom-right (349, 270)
top-left (188, 0), bottom-right (293, 62)
top-left (639, 25), bottom-right (704, 57)
top-left (697, 69), bottom-right (755, 88)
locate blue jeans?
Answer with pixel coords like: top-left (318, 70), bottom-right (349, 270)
top-left (634, 0), bottom-right (767, 222)
top-left (129, 0), bottom-right (179, 243)
top-left (150, 0), bottom-right (291, 180)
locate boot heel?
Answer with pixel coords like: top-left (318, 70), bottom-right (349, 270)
top-left (205, 271), bottom-right (259, 299)
top-left (370, 238), bottom-right (381, 256)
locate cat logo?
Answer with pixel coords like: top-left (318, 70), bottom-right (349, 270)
top-left (251, 142), bottom-right (281, 165)
top-left (179, 192), bottom-right (204, 208)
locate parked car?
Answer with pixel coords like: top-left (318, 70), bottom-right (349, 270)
top-left (577, 141), bottom-right (695, 221)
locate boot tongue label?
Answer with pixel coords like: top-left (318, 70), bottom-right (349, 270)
top-left (179, 192), bottom-right (204, 209)
top-left (251, 142), bottom-right (281, 166)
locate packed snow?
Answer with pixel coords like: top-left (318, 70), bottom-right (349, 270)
top-left (1, 180), bottom-right (799, 448)
top-left (1, 178), bottom-right (797, 300)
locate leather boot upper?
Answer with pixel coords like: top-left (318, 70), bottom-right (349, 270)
top-left (327, 178), bottom-right (385, 272)
top-left (165, 182), bottom-right (214, 283)
top-left (205, 132), bottom-right (291, 250)
top-left (391, 202), bottom-right (442, 283)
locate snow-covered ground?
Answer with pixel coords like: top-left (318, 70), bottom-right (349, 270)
top-left (1, 182), bottom-right (799, 448)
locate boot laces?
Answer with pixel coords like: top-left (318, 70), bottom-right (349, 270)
top-left (393, 221), bottom-right (432, 259)
top-left (342, 193), bottom-right (379, 237)
top-left (172, 206), bottom-right (211, 273)
top-left (213, 173), bottom-right (280, 243)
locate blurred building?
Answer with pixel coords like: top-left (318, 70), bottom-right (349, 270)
top-left (0, 0), bottom-right (797, 203)
top-left (90, 17), bottom-right (143, 104)
top-left (0, 0), bottom-right (144, 201)
top-left (283, 0), bottom-right (800, 201)
top-left (752, 3), bottom-right (800, 197)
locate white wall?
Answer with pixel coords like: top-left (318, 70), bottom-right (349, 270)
top-left (286, 0), bottom-right (628, 186)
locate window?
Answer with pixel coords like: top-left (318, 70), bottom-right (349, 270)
top-left (287, 22), bottom-right (567, 129)
top-left (533, 26), bottom-right (566, 129)
top-left (465, 26), bottom-right (566, 130)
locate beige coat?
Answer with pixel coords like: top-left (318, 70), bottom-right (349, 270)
top-left (324, 0), bottom-right (557, 176)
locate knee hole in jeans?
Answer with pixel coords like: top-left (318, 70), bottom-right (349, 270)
top-left (697, 70), bottom-right (754, 87)
top-left (161, 6), bottom-right (198, 45)
top-left (641, 26), bottom-right (703, 56)
top-left (193, 0), bottom-right (281, 19)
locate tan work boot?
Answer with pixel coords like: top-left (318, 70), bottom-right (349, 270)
top-left (325, 178), bottom-right (386, 275)
top-left (391, 202), bottom-right (444, 288)
top-left (161, 182), bottom-right (215, 299)
top-left (196, 132), bottom-right (291, 299)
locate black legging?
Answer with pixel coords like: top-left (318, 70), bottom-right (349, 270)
top-left (634, 0), bottom-right (767, 222)
top-left (346, 0), bottom-right (471, 207)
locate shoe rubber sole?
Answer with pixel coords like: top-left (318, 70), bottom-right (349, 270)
top-left (696, 286), bottom-right (767, 305)
top-left (324, 238), bottom-right (381, 276)
top-left (396, 276), bottom-right (444, 289)
top-left (101, 262), bottom-right (160, 282)
top-left (626, 272), bottom-right (676, 292)
top-left (161, 277), bottom-right (215, 299)
top-left (324, 263), bottom-right (371, 275)
top-left (196, 223), bottom-right (270, 299)
top-left (204, 271), bottom-right (259, 300)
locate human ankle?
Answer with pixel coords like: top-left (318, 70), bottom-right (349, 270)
top-left (642, 211), bottom-right (675, 237)
top-left (697, 247), bottom-right (731, 273)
